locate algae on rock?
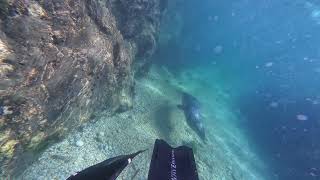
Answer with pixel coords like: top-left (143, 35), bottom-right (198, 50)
top-left (0, 0), bottom-right (167, 178)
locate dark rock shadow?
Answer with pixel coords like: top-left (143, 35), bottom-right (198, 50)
top-left (152, 102), bottom-right (174, 141)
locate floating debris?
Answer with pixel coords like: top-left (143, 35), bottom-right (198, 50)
top-left (296, 114), bottom-right (308, 121)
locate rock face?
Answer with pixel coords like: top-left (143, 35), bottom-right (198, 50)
top-left (0, 0), bottom-right (166, 177)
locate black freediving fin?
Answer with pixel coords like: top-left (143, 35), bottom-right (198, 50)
top-left (67, 149), bottom-right (146, 180)
top-left (147, 139), bottom-right (199, 180)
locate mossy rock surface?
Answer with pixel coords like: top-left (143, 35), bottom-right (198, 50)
top-left (0, 139), bottom-right (18, 158)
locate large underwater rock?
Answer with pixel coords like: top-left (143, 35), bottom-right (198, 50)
top-left (0, 0), bottom-right (166, 177)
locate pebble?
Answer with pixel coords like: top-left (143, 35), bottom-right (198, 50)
top-left (57, 51), bottom-right (64, 58)
top-left (98, 132), bottom-right (105, 137)
top-left (95, 132), bottom-right (105, 142)
top-left (76, 140), bottom-right (84, 147)
top-left (0, 106), bottom-right (13, 115)
top-left (98, 144), bottom-right (109, 152)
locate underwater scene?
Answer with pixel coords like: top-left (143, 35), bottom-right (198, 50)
top-left (1, 0), bottom-right (320, 179)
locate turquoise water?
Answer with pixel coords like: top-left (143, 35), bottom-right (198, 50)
top-left (154, 0), bottom-right (320, 179)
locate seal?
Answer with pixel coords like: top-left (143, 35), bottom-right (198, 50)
top-left (178, 92), bottom-right (205, 140)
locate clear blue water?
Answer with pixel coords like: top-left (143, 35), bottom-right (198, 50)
top-left (155, 0), bottom-right (320, 179)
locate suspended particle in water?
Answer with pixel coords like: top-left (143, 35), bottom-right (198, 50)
top-left (213, 45), bottom-right (223, 54)
top-left (304, 34), bottom-right (312, 38)
top-left (265, 62), bottom-right (273, 67)
top-left (214, 15), bottom-right (219, 21)
top-left (311, 9), bottom-right (320, 19)
top-left (208, 16), bottom-right (213, 21)
top-left (265, 93), bottom-right (272, 98)
top-left (313, 67), bottom-right (320, 73)
top-left (195, 45), bottom-right (201, 52)
top-left (309, 171), bottom-right (318, 177)
top-left (296, 114), bottom-right (308, 121)
top-left (275, 40), bottom-right (282, 44)
top-left (269, 102), bottom-right (279, 108)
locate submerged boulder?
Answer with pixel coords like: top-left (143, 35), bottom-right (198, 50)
top-left (0, 0), bottom-right (166, 177)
